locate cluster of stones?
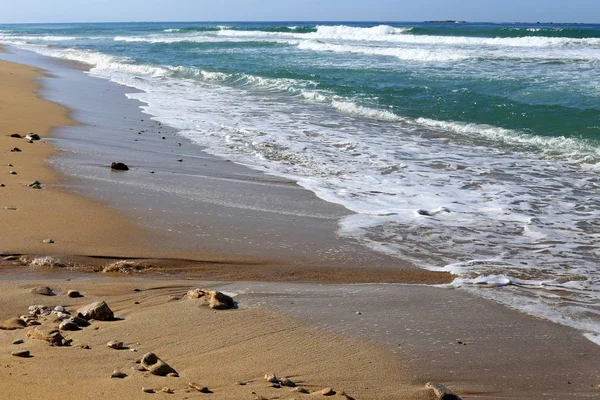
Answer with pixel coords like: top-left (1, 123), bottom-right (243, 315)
top-left (262, 373), bottom-right (348, 397)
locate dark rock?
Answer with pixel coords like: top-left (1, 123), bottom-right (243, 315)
top-left (10, 133), bottom-right (22, 138)
top-left (10, 147), bottom-right (21, 152)
top-left (12, 339), bottom-right (24, 345)
top-left (110, 162), bottom-right (129, 171)
top-left (111, 370), bottom-right (127, 379)
top-left (140, 352), bottom-right (177, 376)
top-left (67, 290), bottom-right (82, 298)
top-left (26, 133), bottom-right (40, 141)
top-left (42, 239), bottom-right (54, 244)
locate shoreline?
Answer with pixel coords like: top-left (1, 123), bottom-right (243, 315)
top-left (1, 46), bottom-right (599, 399)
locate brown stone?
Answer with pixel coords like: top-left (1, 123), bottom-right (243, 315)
top-left (0, 318), bottom-right (27, 330)
top-left (140, 352), bottom-right (177, 376)
top-left (27, 325), bottom-right (68, 346)
top-left (31, 286), bottom-right (54, 296)
top-left (426, 382), bottom-right (462, 400)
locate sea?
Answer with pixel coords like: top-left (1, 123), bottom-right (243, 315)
top-left (1, 21), bottom-right (599, 344)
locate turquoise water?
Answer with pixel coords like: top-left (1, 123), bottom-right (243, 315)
top-left (1, 21), bottom-right (600, 343)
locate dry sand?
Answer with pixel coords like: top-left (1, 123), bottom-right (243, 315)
top-left (0, 277), bottom-right (430, 400)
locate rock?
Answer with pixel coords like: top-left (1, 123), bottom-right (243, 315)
top-left (12, 339), bottom-right (24, 345)
top-left (141, 352), bottom-right (177, 376)
top-left (28, 304), bottom-right (51, 316)
top-left (107, 341), bottom-right (124, 350)
top-left (0, 184), bottom-right (5, 187)
top-left (79, 345), bottom-right (91, 350)
top-left (27, 181), bottom-right (42, 189)
top-left (53, 306), bottom-right (66, 313)
top-left (188, 382), bottom-right (210, 393)
top-left (3, 255), bottom-right (18, 260)
top-left (110, 162), bottom-right (129, 171)
top-left (111, 370), bottom-right (127, 379)
top-left (9, 171), bottom-right (16, 175)
top-left (10, 133), bottom-right (22, 138)
top-left (167, 372), bottom-right (179, 378)
top-left (293, 387), bottom-right (310, 394)
top-left (27, 325), bottom-right (68, 346)
top-left (10, 147), bottom-right (21, 152)
top-left (264, 373), bottom-right (278, 384)
top-left (67, 290), bottom-right (82, 298)
top-left (31, 286), bottom-right (54, 296)
top-left (42, 239), bottom-right (54, 244)
top-left (142, 387), bottom-right (155, 393)
top-left (320, 388), bottom-right (336, 396)
top-left (133, 288), bottom-right (141, 292)
top-left (185, 288), bottom-right (235, 310)
top-left (160, 387), bottom-right (173, 394)
top-left (426, 382), bottom-right (462, 400)
top-left (26, 133), bottom-right (40, 141)
top-left (0, 318), bottom-right (27, 330)
top-left (280, 377), bottom-right (296, 387)
top-left (76, 301), bottom-right (114, 321)
top-left (59, 320), bottom-right (79, 331)
top-left (340, 392), bottom-right (356, 400)
top-left (11, 350), bottom-right (30, 358)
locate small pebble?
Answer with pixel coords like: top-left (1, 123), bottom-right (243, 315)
top-left (54, 306), bottom-right (66, 313)
top-left (111, 370), bottom-right (127, 379)
top-left (12, 339), bottom-right (24, 345)
top-left (280, 377), bottom-right (296, 387)
top-left (133, 288), bottom-right (141, 292)
top-left (11, 350), bottom-right (30, 358)
top-left (188, 382), bottom-right (210, 393)
top-left (142, 387), bottom-right (155, 393)
top-left (79, 345), bottom-right (91, 350)
top-left (9, 171), bottom-right (17, 175)
top-left (67, 290), bottom-right (82, 298)
top-left (355, 311), bottom-right (362, 315)
top-left (43, 239), bottom-right (54, 244)
top-left (321, 388), bottom-right (336, 396)
top-left (107, 341), bottom-right (124, 350)
top-left (293, 387), bottom-right (310, 394)
top-left (265, 373), bottom-right (278, 383)
top-left (160, 387), bottom-right (173, 393)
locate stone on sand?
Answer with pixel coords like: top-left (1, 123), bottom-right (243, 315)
top-left (188, 382), bottom-right (210, 393)
top-left (107, 340), bottom-right (124, 350)
top-left (67, 290), bottom-right (82, 298)
top-left (12, 339), bottom-right (24, 345)
top-left (292, 387), bottom-right (310, 394)
top-left (280, 377), bottom-right (296, 387)
top-left (140, 352), bottom-right (177, 376)
top-left (142, 387), bottom-right (155, 393)
top-left (31, 286), bottom-right (54, 296)
top-left (59, 319), bottom-right (79, 331)
top-left (320, 387), bottom-right (336, 396)
top-left (26, 133), bottom-right (40, 141)
top-left (0, 318), bottom-right (27, 330)
top-left (111, 370), bottom-right (127, 379)
top-left (11, 350), bottom-right (30, 358)
top-left (185, 288), bottom-right (234, 310)
top-left (76, 301), bottom-right (114, 321)
top-left (426, 382), bottom-right (462, 400)
top-left (27, 325), bottom-right (68, 346)
top-left (110, 162), bottom-right (129, 171)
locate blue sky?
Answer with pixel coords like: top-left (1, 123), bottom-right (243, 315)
top-left (1, 0), bottom-right (598, 24)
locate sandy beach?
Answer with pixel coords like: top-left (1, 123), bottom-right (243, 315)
top-left (1, 47), bottom-right (600, 400)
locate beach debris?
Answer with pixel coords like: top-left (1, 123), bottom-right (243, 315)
top-left (141, 352), bottom-right (178, 376)
top-left (76, 301), bottom-right (115, 321)
top-left (320, 387), bottom-right (336, 396)
top-left (10, 147), bottom-right (21, 152)
top-left (142, 387), bottom-right (155, 393)
top-left (0, 318), bottom-right (27, 330)
top-left (26, 133), bottom-right (40, 141)
top-left (426, 382), bottom-right (462, 400)
top-left (11, 350), bottom-right (30, 358)
top-left (29, 256), bottom-right (66, 268)
top-left (292, 387), bottom-right (310, 394)
top-left (59, 319), bottom-right (79, 331)
top-left (67, 290), bottom-right (82, 298)
top-left (10, 133), bottom-right (22, 138)
top-left (185, 288), bottom-right (234, 310)
top-left (107, 340), bottom-right (124, 350)
top-left (12, 339), bottom-right (24, 345)
top-left (43, 239), bottom-right (54, 244)
top-left (102, 260), bottom-right (148, 274)
top-left (27, 325), bottom-right (69, 346)
top-left (110, 162), bottom-right (129, 171)
top-left (111, 370), bottom-right (127, 379)
top-left (27, 180), bottom-right (41, 189)
top-left (9, 171), bottom-right (17, 175)
top-left (264, 373), bottom-right (278, 384)
top-left (188, 382), bottom-right (210, 393)
top-left (160, 387), bottom-right (173, 394)
top-left (31, 286), bottom-right (54, 296)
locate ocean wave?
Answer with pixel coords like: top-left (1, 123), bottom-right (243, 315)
top-left (298, 40), bottom-right (470, 62)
